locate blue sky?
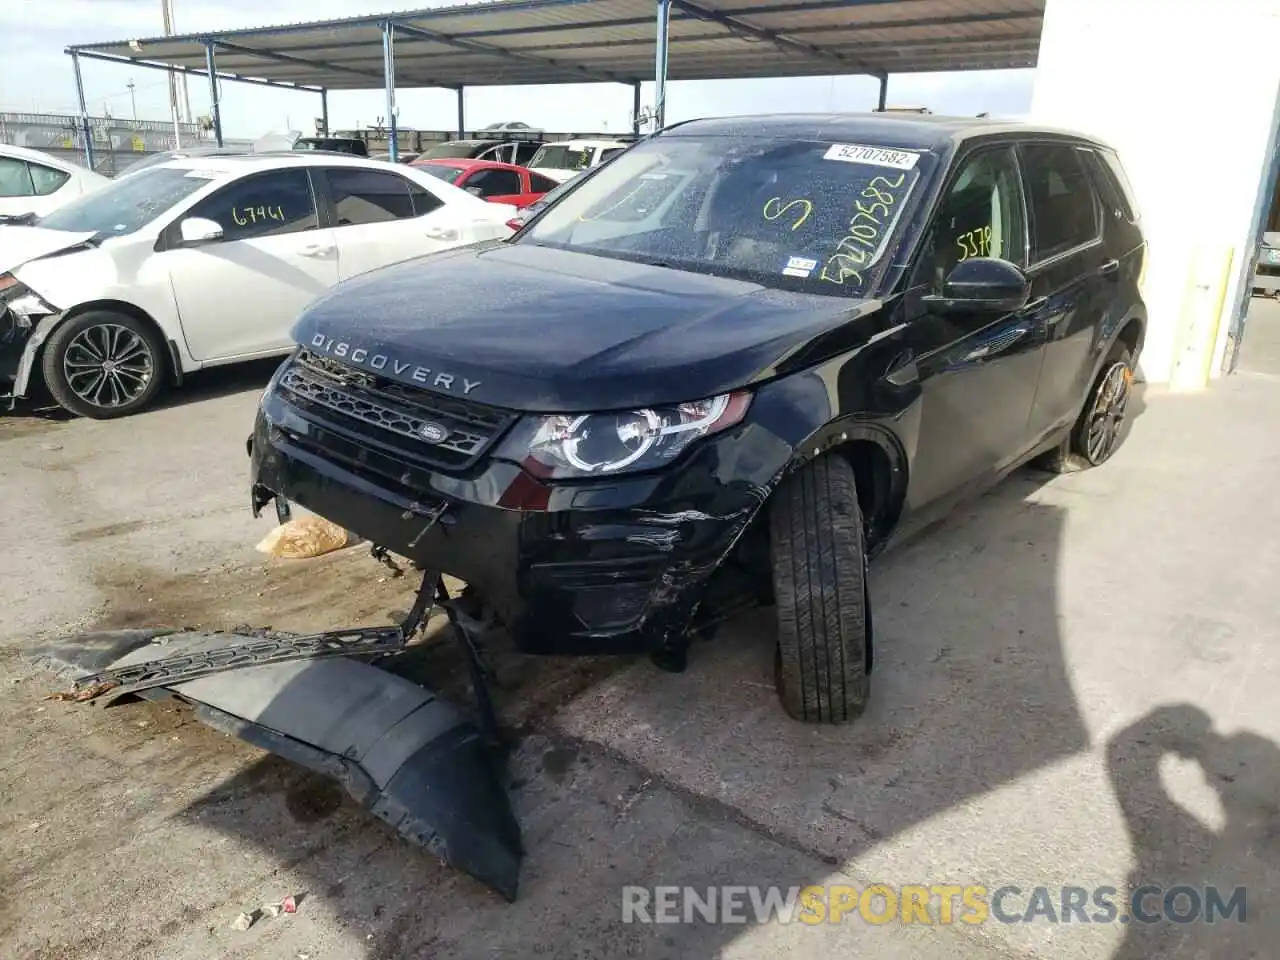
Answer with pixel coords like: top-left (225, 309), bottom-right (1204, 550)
top-left (5, 0), bottom-right (1035, 139)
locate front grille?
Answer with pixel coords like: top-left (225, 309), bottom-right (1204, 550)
top-left (277, 349), bottom-right (516, 471)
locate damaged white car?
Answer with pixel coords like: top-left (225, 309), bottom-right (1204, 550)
top-left (0, 153), bottom-right (516, 418)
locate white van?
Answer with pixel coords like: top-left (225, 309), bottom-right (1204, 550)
top-left (527, 138), bottom-right (633, 184)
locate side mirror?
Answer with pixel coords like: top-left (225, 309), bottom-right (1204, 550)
top-left (464, 185), bottom-right (484, 197)
top-left (178, 216), bottom-right (223, 245)
top-left (923, 257), bottom-right (1030, 314)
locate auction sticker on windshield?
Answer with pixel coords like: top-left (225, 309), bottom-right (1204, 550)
top-left (823, 144), bottom-right (920, 170)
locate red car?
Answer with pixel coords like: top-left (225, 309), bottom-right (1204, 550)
top-left (413, 158), bottom-right (559, 208)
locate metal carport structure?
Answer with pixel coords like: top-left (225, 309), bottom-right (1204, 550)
top-left (65, 0), bottom-right (1044, 165)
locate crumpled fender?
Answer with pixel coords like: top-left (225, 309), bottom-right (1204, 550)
top-left (27, 629), bottom-right (522, 900)
top-left (7, 311), bottom-right (61, 399)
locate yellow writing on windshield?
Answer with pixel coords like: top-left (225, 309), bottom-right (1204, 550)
top-left (762, 197), bottom-right (813, 231)
top-left (232, 205), bottom-right (285, 227)
top-left (820, 172), bottom-right (908, 286)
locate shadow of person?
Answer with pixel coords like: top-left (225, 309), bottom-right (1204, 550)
top-left (1108, 704), bottom-right (1280, 959)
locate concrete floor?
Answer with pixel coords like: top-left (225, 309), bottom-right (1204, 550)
top-left (2, 329), bottom-right (1279, 959)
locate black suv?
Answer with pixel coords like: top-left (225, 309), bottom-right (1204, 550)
top-left (249, 114), bottom-right (1146, 724)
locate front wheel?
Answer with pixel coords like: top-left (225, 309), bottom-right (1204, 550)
top-left (769, 454), bottom-right (871, 724)
top-left (41, 311), bottom-right (167, 419)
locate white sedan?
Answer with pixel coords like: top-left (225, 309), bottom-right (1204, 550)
top-left (0, 144), bottom-right (109, 221)
top-left (0, 152), bottom-right (515, 418)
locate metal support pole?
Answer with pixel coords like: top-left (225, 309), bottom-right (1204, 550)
top-left (456, 87), bottom-right (465, 138)
top-left (632, 82), bottom-right (642, 135)
top-left (382, 21), bottom-right (398, 162)
top-left (320, 88), bottom-right (329, 135)
top-left (654, 0), bottom-right (671, 131)
top-left (877, 74), bottom-right (888, 111)
top-left (205, 42), bottom-right (223, 146)
top-left (69, 51), bottom-right (95, 170)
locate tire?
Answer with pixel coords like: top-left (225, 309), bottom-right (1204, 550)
top-left (1037, 344), bottom-right (1134, 474)
top-left (769, 454), bottom-right (871, 723)
top-left (41, 310), bottom-right (167, 419)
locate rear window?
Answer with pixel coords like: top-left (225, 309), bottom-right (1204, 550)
top-left (419, 141), bottom-right (495, 160)
top-left (530, 145), bottom-right (593, 172)
top-left (419, 163), bottom-right (465, 183)
top-left (523, 135), bottom-right (929, 296)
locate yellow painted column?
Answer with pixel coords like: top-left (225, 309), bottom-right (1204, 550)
top-left (1168, 246), bottom-right (1235, 391)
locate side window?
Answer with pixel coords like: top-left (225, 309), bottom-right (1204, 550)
top-left (1099, 149), bottom-right (1140, 222)
top-left (325, 168), bottom-right (415, 225)
top-left (29, 163), bottom-right (71, 197)
top-left (185, 169), bottom-right (318, 241)
top-left (529, 173), bottom-right (560, 193)
top-left (514, 142), bottom-right (541, 166)
top-left (0, 158), bottom-right (34, 198)
top-left (408, 181), bottom-right (443, 216)
top-left (466, 169), bottom-right (521, 198)
top-left (916, 146), bottom-right (1026, 292)
top-left (1020, 143), bottom-right (1101, 262)
top-left (1078, 150), bottom-right (1129, 224)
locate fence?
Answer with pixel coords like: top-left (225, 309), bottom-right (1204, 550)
top-left (0, 111), bottom-right (219, 176)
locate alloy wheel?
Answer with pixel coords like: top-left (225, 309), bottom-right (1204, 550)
top-left (1083, 360), bottom-right (1131, 464)
top-left (62, 323), bottom-right (155, 410)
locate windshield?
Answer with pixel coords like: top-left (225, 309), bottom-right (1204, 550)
top-left (419, 141), bottom-right (494, 160)
top-left (521, 135), bottom-right (929, 296)
top-left (529, 144), bottom-right (593, 171)
top-left (419, 164), bottom-right (465, 182)
top-left (37, 166), bottom-right (213, 237)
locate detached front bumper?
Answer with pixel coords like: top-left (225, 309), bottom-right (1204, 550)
top-left (249, 392), bottom-right (776, 655)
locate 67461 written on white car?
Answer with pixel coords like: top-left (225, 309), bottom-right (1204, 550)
top-left (0, 153), bottom-right (515, 418)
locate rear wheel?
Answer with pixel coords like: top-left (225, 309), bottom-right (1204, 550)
top-left (769, 454), bottom-right (871, 724)
top-left (1039, 344), bottom-right (1134, 474)
top-left (41, 310), bottom-right (167, 419)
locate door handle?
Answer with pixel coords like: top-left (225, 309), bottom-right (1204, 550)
top-left (962, 324), bottom-right (1030, 363)
top-left (1098, 258), bottom-right (1120, 278)
top-left (298, 243), bottom-right (334, 257)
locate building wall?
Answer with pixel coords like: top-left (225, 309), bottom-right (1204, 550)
top-left (1031, 0), bottom-right (1280, 383)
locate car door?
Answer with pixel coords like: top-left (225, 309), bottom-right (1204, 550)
top-left (160, 167), bottom-right (338, 361)
top-left (901, 144), bottom-right (1047, 515)
top-left (1017, 143), bottom-right (1112, 439)
top-left (460, 167), bottom-right (525, 206)
top-left (513, 141), bottom-right (542, 167)
top-left (317, 166), bottom-right (460, 280)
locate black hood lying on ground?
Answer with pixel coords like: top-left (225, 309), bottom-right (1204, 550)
top-left (292, 242), bottom-right (885, 412)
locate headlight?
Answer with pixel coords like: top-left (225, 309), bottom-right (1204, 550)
top-left (498, 391), bottom-right (752, 479)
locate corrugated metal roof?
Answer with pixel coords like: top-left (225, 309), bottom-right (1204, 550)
top-left (67, 0), bottom-right (1043, 91)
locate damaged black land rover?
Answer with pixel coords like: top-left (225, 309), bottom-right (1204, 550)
top-left (249, 114), bottom-right (1146, 723)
